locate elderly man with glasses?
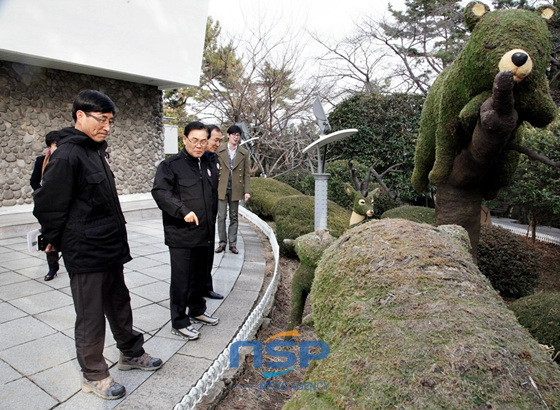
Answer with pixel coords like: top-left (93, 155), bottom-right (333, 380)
top-left (152, 121), bottom-right (219, 342)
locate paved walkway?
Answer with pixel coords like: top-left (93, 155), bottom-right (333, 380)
top-left (0, 195), bottom-right (268, 409)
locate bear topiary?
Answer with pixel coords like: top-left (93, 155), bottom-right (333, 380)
top-left (411, 2), bottom-right (557, 255)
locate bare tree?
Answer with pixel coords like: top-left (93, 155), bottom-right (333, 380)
top-left (190, 15), bottom-right (328, 176)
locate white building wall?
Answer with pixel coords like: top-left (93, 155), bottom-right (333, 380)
top-left (0, 0), bottom-right (208, 89)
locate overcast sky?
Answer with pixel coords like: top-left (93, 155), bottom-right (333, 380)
top-left (207, 0), bottom-right (405, 41)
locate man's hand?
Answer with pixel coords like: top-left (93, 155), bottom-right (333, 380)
top-left (184, 211), bottom-right (199, 226)
top-left (44, 243), bottom-right (57, 253)
top-left (244, 193), bottom-right (251, 202)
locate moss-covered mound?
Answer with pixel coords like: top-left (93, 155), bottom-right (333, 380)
top-left (381, 205), bottom-right (435, 224)
top-left (272, 195), bottom-right (349, 254)
top-left (510, 292), bottom-right (560, 363)
top-left (248, 177), bottom-right (302, 220)
top-left (284, 219), bottom-right (560, 409)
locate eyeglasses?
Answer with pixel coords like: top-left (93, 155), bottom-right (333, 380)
top-left (186, 136), bottom-right (208, 147)
top-left (85, 112), bottom-right (115, 127)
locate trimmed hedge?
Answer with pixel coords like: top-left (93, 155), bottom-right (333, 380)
top-left (381, 205), bottom-right (435, 224)
top-left (509, 292), bottom-right (560, 363)
top-left (247, 177), bottom-right (302, 220)
top-left (477, 224), bottom-right (540, 299)
top-left (272, 195), bottom-right (350, 255)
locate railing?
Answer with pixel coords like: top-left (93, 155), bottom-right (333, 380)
top-left (492, 221), bottom-right (560, 245)
top-left (174, 207), bottom-right (280, 410)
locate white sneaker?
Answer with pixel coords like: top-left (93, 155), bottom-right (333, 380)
top-left (190, 313), bottom-right (220, 326)
top-left (171, 326), bottom-right (200, 340)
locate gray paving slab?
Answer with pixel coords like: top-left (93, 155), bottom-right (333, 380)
top-left (0, 196), bottom-right (269, 409)
top-left (0, 302), bottom-right (27, 324)
top-left (0, 332), bottom-right (75, 375)
top-left (0, 377), bottom-right (59, 410)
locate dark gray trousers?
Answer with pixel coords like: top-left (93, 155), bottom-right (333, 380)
top-left (69, 267), bottom-right (144, 381)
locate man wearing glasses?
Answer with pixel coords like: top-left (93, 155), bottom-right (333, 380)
top-left (33, 90), bottom-right (162, 400)
top-left (152, 121), bottom-right (219, 342)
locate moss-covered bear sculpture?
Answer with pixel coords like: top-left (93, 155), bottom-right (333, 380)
top-left (412, 2), bottom-right (556, 194)
top-left (411, 2), bottom-right (556, 255)
top-left (286, 230), bottom-right (334, 331)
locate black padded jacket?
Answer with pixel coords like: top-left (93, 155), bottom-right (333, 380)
top-left (32, 127), bottom-right (131, 273)
top-left (151, 149), bottom-right (215, 248)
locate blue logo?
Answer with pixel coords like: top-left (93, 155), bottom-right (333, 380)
top-left (230, 330), bottom-right (330, 378)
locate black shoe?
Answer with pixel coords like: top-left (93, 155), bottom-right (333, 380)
top-left (229, 246), bottom-right (239, 254)
top-left (206, 291), bottom-right (224, 299)
top-left (215, 245), bottom-right (226, 253)
top-left (44, 271), bottom-right (57, 281)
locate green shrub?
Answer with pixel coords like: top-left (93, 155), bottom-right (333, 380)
top-left (477, 225), bottom-right (540, 299)
top-left (509, 292), bottom-right (560, 363)
top-left (381, 205), bottom-right (435, 224)
top-left (373, 191), bottom-right (402, 218)
top-left (272, 195), bottom-right (350, 255)
top-left (274, 169), bottom-right (314, 196)
top-left (247, 177), bottom-right (302, 220)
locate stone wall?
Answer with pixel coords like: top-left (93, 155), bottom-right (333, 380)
top-left (0, 61), bottom-right (165, 208)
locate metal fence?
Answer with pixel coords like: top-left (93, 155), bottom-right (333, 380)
top-left (492, 222), bottom-right (560, 245)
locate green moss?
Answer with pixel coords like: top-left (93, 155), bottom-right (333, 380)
top-left (285, 219), bottom-right (560, 408)
top-left (411, 6), bottom-right (555, 196)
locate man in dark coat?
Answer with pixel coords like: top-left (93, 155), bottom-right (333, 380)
top-left (33, 90), bottom-right (161, 400)
top-left (203, 124), bottom-right (224, 299)
top-left (152, 121), bottom-right (219, 341)
top-left (30, 130), bottom-right (61, 281)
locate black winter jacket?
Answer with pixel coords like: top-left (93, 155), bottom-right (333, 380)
top-left (151, 149), bottom-right (215, 248)
top-left (32, 127), bottom-right (131, 273)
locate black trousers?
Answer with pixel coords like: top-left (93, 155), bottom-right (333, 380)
top-left (69, 267), bottom-right (144, 381)
top-left (46, 250), bottom-right (59, 272)
top-left (169, 246), bottom-right (208, 329)
top-left (204, 243), bottom-right (215, 293)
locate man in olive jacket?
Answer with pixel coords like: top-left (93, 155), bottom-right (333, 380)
top-left (215, 125), bottom-right (251, 255)
top-left (152, 121), bottom-right (219, 342)
top-left (33, 90), bottom-right (161, 400)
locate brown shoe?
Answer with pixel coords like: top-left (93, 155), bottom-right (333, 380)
top-left (229, 246), bottom-right (239, 254)
top-left (215, 245), bottom-right (226, 253)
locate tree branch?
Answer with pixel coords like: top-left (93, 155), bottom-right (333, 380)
top-left (508, 142), bottom-right (560, 168)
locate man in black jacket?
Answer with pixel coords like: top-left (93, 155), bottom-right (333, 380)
top-left (33, 90), bottom-right (161, 400)
top-left (152, 121), bottom-right (219, 341)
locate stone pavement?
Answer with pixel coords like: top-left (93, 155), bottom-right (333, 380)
top-left (0, 194), bottom-right (268, 409)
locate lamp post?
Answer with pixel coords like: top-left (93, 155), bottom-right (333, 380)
top-left (302, 128), bottom-right (358, 230)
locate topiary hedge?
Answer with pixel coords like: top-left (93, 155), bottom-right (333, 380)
top-left (381, 205), bottom-right (435, 224)
top-left (274, 169), bottom-right (314, 196)
top-left (272, 195), bottom-right (350, 255)
top-left (477, 224), bottom-right (540, 299)
top-left (247, 177), bottom-right (302, 220)
top-left (509, 292), bottom-right (560, 363)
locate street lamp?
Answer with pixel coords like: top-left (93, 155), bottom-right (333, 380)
top-left (303, 97), bottom-right (358, 231)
